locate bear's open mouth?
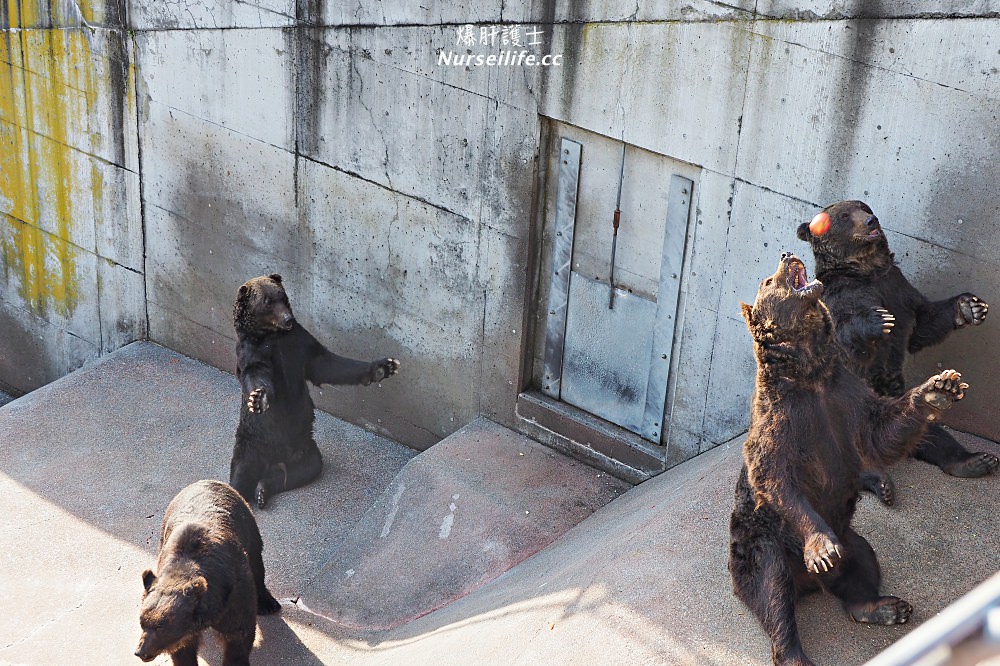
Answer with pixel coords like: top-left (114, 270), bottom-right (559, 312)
top-left (786, 261), bottom-right (823, 296)
top-left (791, 263), bottom-right (808, 290)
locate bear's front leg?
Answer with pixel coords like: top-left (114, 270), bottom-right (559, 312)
top-left (238, 362), bottom-right (274, 414)
top-left (955, 293), bottom-right (988, 328)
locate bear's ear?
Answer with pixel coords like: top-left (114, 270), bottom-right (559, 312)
top-left (740, 302), bottom-right (754, 324)
top-left (142, 569), bottom-right (156, 591)
top-left (238, 284), bottom-right (250, 299)
top-left (796, 222), bottom-right (812, 242)
top-left (183, 576), bottom-right (208, 597)
top-left (269, 273), bottom-right (283, 284)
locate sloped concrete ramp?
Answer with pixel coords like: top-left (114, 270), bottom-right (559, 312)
top-left (357, 431), bottom-right (1000, 666)
top-left (299, 419), bottom-right (630, 630)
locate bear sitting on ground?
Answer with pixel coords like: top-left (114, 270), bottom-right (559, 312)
top-left (797, 200), bottom-right (996, 505)
top-left (729, 253), bottom-right (968, 666)
top-left (135, 480), bottom-right (281, 665)
top-left (231, 274), bottom-right (400, 509)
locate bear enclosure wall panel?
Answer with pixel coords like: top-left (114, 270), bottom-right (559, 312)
top-left (3, 3), bottom-right (1000, 464)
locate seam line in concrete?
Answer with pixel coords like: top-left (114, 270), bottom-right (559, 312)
top-left (0, 295), bottom-right (101, 349)
top-left (0, 118), bottom-right (137, 175)
top-left (745, 30), bottom-right (979, 99)
top-left (696, 3), bottom-right (756, 449)
top-left (131, 27), bottom-right (152, 339)
top-left (0, 212), bottom-right (143, 274)
top-left (143, 97), bottom-right (473, 225)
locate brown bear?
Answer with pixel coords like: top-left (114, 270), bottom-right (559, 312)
top-left (729, 253), bottom-right (968, 666)
top-left (230, 274), bottom-right (400, 509)
top-left (135, 480), bottom-right (280, 665)
top-left (797, 200), bottom-right (995, 505)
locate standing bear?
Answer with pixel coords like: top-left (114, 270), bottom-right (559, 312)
top-left (797, 200), bottom-right (996, 504)
top-left (135, 480), bottom-right (281, 665)
top-left (231, 274), bottom-right (400, 508)
top-left (730, 253), bottom-right (969, 666)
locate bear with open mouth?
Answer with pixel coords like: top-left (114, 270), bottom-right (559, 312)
top-left (729, 252), bottom-right (969, 666)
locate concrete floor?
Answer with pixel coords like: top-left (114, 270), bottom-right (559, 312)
top-left (1, 342), bottom-right (999, 665)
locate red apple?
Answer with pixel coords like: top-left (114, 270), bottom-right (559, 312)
top-left (809, 211), bottom-right (831, 236)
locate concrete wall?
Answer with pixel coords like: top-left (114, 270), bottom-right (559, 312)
top-left (1, 0), bottom-right (143, 392)
top-left (3, 1), bottom-right (999, 464)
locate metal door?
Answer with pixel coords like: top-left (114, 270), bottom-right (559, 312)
top-left (541, 136), bottom-right (693, 444)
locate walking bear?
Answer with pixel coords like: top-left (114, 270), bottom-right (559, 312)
top-left (231, 274), bottom-right (400, 509)
top-left (730, 253), bottom-right (968, 666)
top-left (135, 480), bottom-right (280, 665)
top-left (797, 200), bottom-right (996, 505)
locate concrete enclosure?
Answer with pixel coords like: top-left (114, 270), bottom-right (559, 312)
top-left (3, 1), bottom-right (1000, 473)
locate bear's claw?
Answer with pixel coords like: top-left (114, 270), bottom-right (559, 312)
top-left (874, 307), bottom-right (895, 336)
top-left (247, 388), bottom-right (269, 414)
top-left (804, 533), bottom-right (843, 574)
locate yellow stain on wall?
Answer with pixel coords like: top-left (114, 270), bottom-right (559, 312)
top-left (0, 4), bottom-right (113, 318)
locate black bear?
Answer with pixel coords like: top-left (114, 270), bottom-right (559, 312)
top-left (797, 200), bottom-right (996, 505)
top-left (730, 253), bottom-right (968, 666)
top-left (135, 480), bottom-right (281, 665)
top-left (231, 274), bottom-right (400, 508)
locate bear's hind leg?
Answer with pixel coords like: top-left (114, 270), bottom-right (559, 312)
top-left (914, 424), bottom-right (999, 478)
top-left (823, 529), bottom-right (912, 625)
top-left (255, 440), bottom-right (323, 508)
top-left (730, 533), bottom-right (814, 666)
top-left (229, 449), bottom-right (265, 506)
top-left (247, 543), bottom-right (281, 614)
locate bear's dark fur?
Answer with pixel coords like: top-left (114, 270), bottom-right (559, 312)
top-left (230, 274), bottom-right (400, 508)
top-left (135, 480), bottom-right (280, 665)
top-left (797, 200), bottom-right (996, 505)
top-left (729, 253), bottom-right (968, 666)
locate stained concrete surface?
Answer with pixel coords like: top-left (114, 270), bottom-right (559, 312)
top-left (0, 342), bottom-right (631, 663)
top-left (301, 419), bottom-right (629, 630)
top-left (0, 341), bottom-right (416, 663)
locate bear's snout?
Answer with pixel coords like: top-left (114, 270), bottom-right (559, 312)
top-left (865, 214), bottom-right (879, 228)
top-left (134, 644), bottom-right (156, 662)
